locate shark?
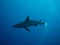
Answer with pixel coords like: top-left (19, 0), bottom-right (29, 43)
top-left (13, 16), bottom-right (47, 32)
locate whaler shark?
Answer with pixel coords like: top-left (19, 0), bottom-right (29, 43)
top-left (13, 16), bottom-right (47, 32)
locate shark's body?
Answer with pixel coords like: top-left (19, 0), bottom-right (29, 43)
top-left (13, 16), bottom-right (45, 32)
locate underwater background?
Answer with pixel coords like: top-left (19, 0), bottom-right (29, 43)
top-left (0, 0), bottom-right (60, 45)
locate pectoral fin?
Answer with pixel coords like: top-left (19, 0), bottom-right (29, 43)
top-left (35, 24), bottom-right (37, 27)
top-left (24, 27), bottom-right (31, 32)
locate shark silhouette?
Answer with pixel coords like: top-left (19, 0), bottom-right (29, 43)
top-left (13, 16), bottom-right (46, 32)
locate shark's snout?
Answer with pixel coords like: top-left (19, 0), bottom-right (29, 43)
top-left (13, 24), bottom-right (23, 28)
top-left (13, 25), bottom-right (17, 28)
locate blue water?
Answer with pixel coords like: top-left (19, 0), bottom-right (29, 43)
top-left (0, 0), bottom-right (60, 45)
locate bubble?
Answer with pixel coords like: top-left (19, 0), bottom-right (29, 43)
top-left (45, 22), bottom-right (47, 27)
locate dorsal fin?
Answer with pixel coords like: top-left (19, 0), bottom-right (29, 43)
top-left (25, 16), bottom-right (30, 21)
top-left (40, 20), bottom-right (42, 22)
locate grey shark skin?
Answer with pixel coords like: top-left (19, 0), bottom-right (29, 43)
top-left (13, 16), bottom-right (45, 32)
